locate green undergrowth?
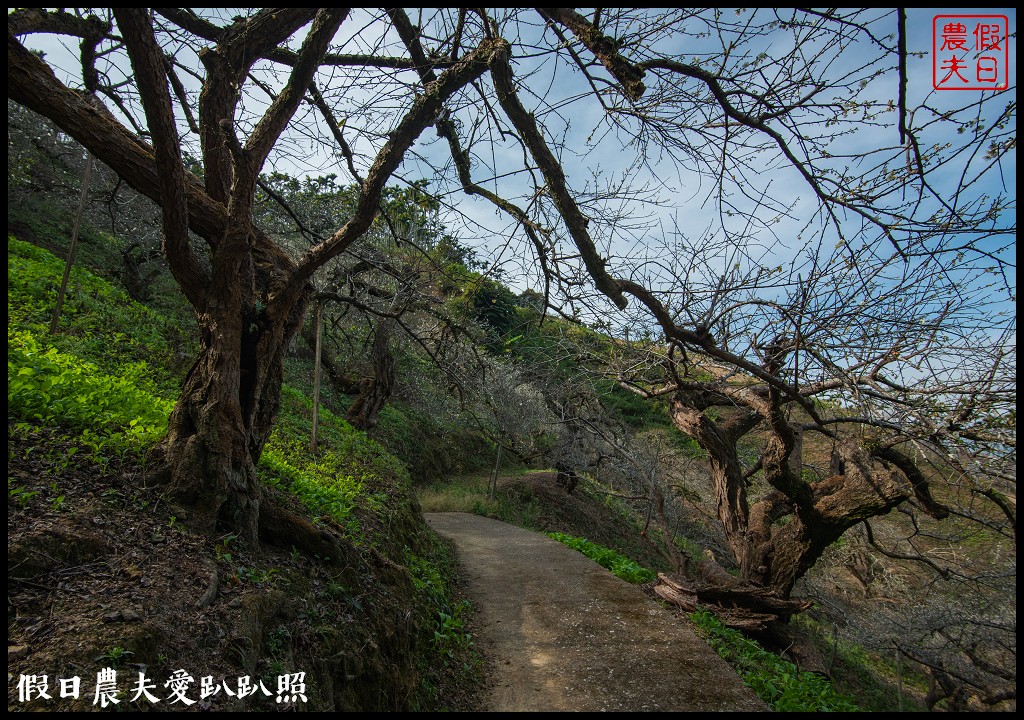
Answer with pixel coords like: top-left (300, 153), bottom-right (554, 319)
top-left (791, 615), bottom-right (929, 712)
top-left (8, 232), bottom-right (483, 709)
top-left (8, 235), bottom-right (192, 398)
top-left (8, 235), bottom-right (179, 463)
top-left (405, 542), bottom-right (483, 709)
top-left (8, 328), bottom-right (174, 460)
top-left (258, 385), bottom-right (410, 542)
top-left (690, 609), bottom-right (862, 712)
top-left (546, 532), bottom-right (657, 584)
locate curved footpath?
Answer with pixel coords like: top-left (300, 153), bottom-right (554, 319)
top-left (425, 512), bottom-right (768, 712)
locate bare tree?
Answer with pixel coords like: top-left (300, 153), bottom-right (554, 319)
top-left (8, 8), bottom-right (1013, 567)
top-left (9, 9), bottom-right (502, 545)
top-left (610, 218), bottom-right (1014, 586)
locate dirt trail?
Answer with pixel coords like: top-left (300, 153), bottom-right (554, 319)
top-left (426, 512), bottom-right (768, 712)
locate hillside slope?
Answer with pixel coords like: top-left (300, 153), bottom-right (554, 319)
top-left (7, 235), bottom-right (482, 712)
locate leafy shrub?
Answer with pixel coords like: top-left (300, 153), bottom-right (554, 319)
top-left (547, 532), bottom-right (657, 584)
top-left (405, 548), bottom-right (475, 661)
top-left (690, 609), bottom-right (862, 712)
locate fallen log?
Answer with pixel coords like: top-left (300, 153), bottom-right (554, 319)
top-left (655, 572), bottom-right (812, 631)
top-left (655, 572), bottom-right (828, 673)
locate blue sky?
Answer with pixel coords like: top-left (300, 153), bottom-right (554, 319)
top-left (14, 8), bottom-right (1016, 336)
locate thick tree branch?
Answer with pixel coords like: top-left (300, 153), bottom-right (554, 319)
top-left (114, 9), bottom-right (209, 311)
top-left (153, 7), bottom-right (438, 70)
top-left (198, 8), bottom-right (320, 203)
top-left (871, 446), bottom-right (950, 520)
top-left (490, 42), bottom-right (627, 310)
top-left (8, 34), bottom-right (297, 285)
top-left (8, 8), bottom-right (109, 39)
top-left (386, 9), bottom-right (556, 316)
top-left (242, 9), bottom-right (348, 204)
top-left (536, 7), bottom-right (646, 100)
top-left (276, 37), bottom-right (502, 312)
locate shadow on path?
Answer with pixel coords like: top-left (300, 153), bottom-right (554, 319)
top-left (426, 512), bottom-right (768, 712)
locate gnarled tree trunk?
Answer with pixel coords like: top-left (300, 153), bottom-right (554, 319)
top-left (670, 391), bottom-right (946, 599)
top-left (669, 396), bottom-right (759, 576)
top-left (346, 319), bottom-right (396, 430)
top-left (160, 239), bottom-right (309, 545)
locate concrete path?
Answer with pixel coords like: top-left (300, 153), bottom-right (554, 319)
top-left (425, 512), bottom-right (768, 712)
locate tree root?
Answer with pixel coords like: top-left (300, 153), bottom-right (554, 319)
top-left (258, 501), bottom-right (358, 567)
top-left (196, 555), bottom-right (219, 608)
top-left (655, 570), bottom-right (812, 631)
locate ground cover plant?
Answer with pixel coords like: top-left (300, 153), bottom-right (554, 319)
top-left (547, 532), bottom-right (657, 584)
top-left (7, 235), bottom-right (484, 711)
top-left (690, 609), bottom-right (863, 712)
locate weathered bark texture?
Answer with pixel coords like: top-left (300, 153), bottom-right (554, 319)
top-left (346, 320), bottom-right (396, 430)
top-left (161, 285), bottom-right (308, 544)
top-left (654, 571), bottom-right (812, 631)
top-left (669, 390), bottom-right (945, 599)
top-left (669, 397), bottom-right (756, 577)
top-left (656, 560), bottom-right (828, 672)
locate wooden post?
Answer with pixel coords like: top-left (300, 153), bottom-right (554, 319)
top-left (311, 301), bottom-right (323, 453)
top-left (895, 645), bottom-right (903, 711)
top-left (489, 444), bottom-right (502, 498)
top-left (50, 151), bottom-right (93, 334)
